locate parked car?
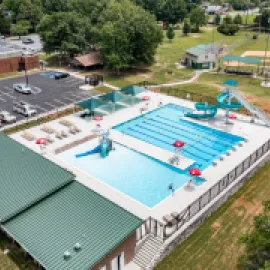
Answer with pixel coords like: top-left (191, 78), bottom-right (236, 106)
top-left (0, 111), bottom-right (16, 123)
top-left (13, 84), bottom-right (32, 94)
top-left (54, 72), bottom-right (70, 80)
top-left (22, 37), bottom-right (34, 44)
top-left (13, 101), bottom-right (37, 117)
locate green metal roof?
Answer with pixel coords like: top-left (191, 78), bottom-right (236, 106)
top-left (99, 91), bottom-right (128, 103)
top-left (3, 181), bottom-right (142, 270)
top-left (222, 55), bottom-right (261, 64)
top-left (120, 85), bottom-right (147, 96)
top-left (76, 98), bottom-right (107, 110)
top-left (0, 133), bottom-right (74, 222)
top-left (186, 44), bottom-right (213, 56)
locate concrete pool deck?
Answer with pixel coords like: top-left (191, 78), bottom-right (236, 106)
top-left (10, 91), bottom-right (270, 223)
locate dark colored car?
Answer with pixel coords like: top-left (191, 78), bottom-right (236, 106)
top-left (54, 72), bottom-right (70, 80)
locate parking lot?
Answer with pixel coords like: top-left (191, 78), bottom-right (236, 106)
top-left (0, 72), bottom-right (96, 125)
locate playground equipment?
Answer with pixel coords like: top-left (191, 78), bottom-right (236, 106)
top-left (75, 131), bottom-right (112, 158)
top-left (185, 80), bottom-right (270, 127)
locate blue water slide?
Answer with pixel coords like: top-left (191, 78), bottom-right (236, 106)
top-left (217, 92), bottom-right (241, 109)
top-left (75, 144), bottom-right (101, 158)
top-left (185, 103), bottom-right (218, 119)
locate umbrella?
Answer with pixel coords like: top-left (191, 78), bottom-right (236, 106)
top-left (188, 168), bottom-right (201, 176)
top-left (93, 116), bottom-right (103, 121)
top-left (142, 96), bottom-right (150, 101)
top-left (36, 138), bottom-right (47, 145)
top-left (173, 140), bottom-right (184, 148)
top-left (228, 114), bottom-right (237, 119)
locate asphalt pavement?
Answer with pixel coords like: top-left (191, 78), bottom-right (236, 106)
top-left (0, 72), bottom-right (96, 125)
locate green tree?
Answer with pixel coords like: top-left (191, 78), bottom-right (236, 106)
top-left (189, 7), bottom-right (207, 32)
top-left (0, 13), bottom-right (11, 34)
top-left (97, 0), bottom-right (163, 72)
top-left (182, 19), bottom-right (191, 36)
top-left (67, 0), bottom-right (106, 24)
top-left (166, 24), bottom-right (175, 41)
top-left (233, 14), bottom-right (243, 25)
top-left (16, 0), bottom-right (43, 31)
top-left (2, 0), bottom-right (24, 21)
top-left (156, 0), bottom-right (187, 25)
top-left (214, 14), bottom-right (221, 25)
top-left (37, 12), bottom-right (91, 57)
top-left (238, 200), bottom-right (270, 270)
top-left (217, 23), bottom-right (239, 35)
top-left (11, 20), bottom-right (30, 38)
top-left (256, 10), bottom-right (270, 28)
top-left (42, 0), bottom-right (70, 14)
top-left (223, 14), bottom-right (233, 24)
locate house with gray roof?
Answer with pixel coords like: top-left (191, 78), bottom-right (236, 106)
top-left (185, 43), bottom-right (223, 69)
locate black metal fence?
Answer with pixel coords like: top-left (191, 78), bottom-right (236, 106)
top-left (136, 138), bottom-right (270, 242)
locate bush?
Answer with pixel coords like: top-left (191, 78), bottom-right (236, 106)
top-left (217, 23), bottom-right (239, 35)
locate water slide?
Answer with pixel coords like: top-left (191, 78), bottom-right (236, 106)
top-left (217, 92), bottom-right (241, 109)
top-left (75, 144), bottom-right (101, 158)
top-left (185, 92), bottom-right (241, 119)
top-left (185, 103), bottom-right (218, 119)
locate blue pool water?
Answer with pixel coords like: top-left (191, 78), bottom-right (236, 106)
top-left (114, 103), bottom-right (244, 170)
top-left (58, 103), bottom-right (244, 208)
top-left (58, 140), bottom-right (205, 208)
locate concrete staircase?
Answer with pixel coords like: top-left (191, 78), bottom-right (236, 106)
top-left (133, 235), bottom-right (163, 270)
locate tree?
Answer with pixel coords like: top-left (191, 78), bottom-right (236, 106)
top-left (42, 0), bottom-right (70, 14)
top-left (156, 0), bottom-right (187, 25)
top-left (0, 13), bottom-right (11, 35)
top-left (214, 14), bottom-right (221, 25)
top-left (255, 10), bottom-right (270, 28)
top-left (166, 24), bottom-right (175, 42)
top-left (67, 0), bottom-right (106, 24)
top-left (238, 200), bottom-right (270, 270)
top-left (217, 23), bottom-right (239, 35)
top-left (16, 0), bottom-right (43, 31)
top-left (3, 0), bottom-right (42, 30)
top-left (37, 12), bottom-right (91, 57)
top-left (97, 0), bottom-right (163, 72)
top-left (223, 14), bottom-right (233, 24)
top-left (189, 7), bottom-right (207, 32)
top-left (233, 14), bottom-right (243, 25)
top-left (183, 19), bottom-right (191, 36)
top-left (11, 20), bottom-right (30, 38)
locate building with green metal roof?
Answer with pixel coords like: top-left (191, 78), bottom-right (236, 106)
top-left (185, 43), bottom-right (223, 69)
top-left (0, 133), bottom-right (142, 270)
top-left (0, 133), bottom-right (74, 222)
top-left (3, 181), bottom-right (142, 270)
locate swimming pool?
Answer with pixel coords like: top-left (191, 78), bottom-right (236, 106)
top-left (114, 104), bottom-right (244, 170)
top-left (57, 139), bottom-right (205, 207)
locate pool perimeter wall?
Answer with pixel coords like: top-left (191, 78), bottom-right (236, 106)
top-left (135, 138), bottom-right (270, 269)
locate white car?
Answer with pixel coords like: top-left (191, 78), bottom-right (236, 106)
top-left (13, 84), bottom-right (32, 94)
top-left (0, 111), bottom-right (16, 123)
top-left (13, 101), bottom-right (37, 117)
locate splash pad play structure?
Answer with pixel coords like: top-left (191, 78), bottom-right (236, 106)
top-left (75, 130), bottom-right (113, 158)
top-left (185, 80), bottom-right (270, 127)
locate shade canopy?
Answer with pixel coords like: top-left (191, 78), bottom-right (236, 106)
top-left (189, 168), bottom-right (201, 176)
top-left (222, 55), bottom-right (260, 65)
top-left (36, 138), bottom-right (47, 145)
top-left (173, 140), bottom-right (185, 148)
top-left (223, 80), bottom-right (238, 87)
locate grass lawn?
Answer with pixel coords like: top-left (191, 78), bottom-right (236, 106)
top-left (229, 33), bottom-right (268, 56)
top-left (0, 233), bottom-right (36, 270)
top-left (77, 29), bottom-right (251, 88)
top-left (156, 161), bottom-right (270, 270)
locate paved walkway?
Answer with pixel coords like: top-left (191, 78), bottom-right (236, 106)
top-left (148, 70), bottom-right (207, 88)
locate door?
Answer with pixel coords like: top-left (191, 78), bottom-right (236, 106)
top-left (111, 252), bottom-right (124, 270)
